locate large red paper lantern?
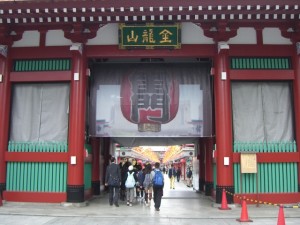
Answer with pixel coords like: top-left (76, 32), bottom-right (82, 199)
top-left (121, 72), bottom-right (179, 132)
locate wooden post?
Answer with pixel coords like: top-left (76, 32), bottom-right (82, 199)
top-left (214, 42), bottom-right (234, 204)
top-left (67, 44), bottom-right (87, 203)
top-left (0, 45), bottom-right (11, 198)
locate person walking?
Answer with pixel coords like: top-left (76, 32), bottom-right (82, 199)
top-left (143, 163), bottom-right (153, 206)
top-left (119, 157), bottom-right (130, 201)
top-left (176, 167), bottom-right (182, 182)
top-left (105, 157), bottom-right (121, 207)
top-left (124, 165), bottom-right (138, 207)
top-left (168, 163), bottom-right (176, 189)
top-left (186, 167), bottom-right (193, 187)
top-left (137, 166), bottom-right (145, 201)
top-left (152, 162), bottom-right (164, 211)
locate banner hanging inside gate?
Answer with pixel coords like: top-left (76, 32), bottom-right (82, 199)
top-left (89, 63), bottom-right (212, 137)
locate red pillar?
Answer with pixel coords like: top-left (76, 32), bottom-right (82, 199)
top-left (293, 42), bottom-right (300, 192)
top-left (205, 137), bottom-right (214, 196)
top-left (214, 42), bottom-right (234, 204)
top-left (67, 44), bottom-right (87, 202)
top-left (0, 45), bottom-right (11, 197)
top-left (91, 137), bottom-right (100, 195)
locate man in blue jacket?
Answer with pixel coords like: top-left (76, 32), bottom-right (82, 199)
top-left (168, 163), bottom-right (176, 189)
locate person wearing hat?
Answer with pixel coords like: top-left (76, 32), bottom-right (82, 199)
top-left (124, 165), bottom-right (138, 207)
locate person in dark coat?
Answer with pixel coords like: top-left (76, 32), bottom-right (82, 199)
top-left (119, 157), bottom-right (130, 201)
top-left (168, 163), bottom-right (176, 189)
top-left (176, 167), bottom-right (182, 182)
top-left (105, 157), bottom-right (121, 207)
top-left (152, 162), bottom-right (164, 211)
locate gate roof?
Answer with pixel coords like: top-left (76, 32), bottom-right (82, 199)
top-left (0, 0), bottom-right (299, 25)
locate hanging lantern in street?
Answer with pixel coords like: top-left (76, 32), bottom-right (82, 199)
top-left (120, 71), bottom-right (179, 132)
top-left (162, 145), bottom-right (182, 163)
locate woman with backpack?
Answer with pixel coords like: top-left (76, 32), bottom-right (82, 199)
top-left (143, 163), bottom-right (153, 206)
top-left (124, 165), bottom-right (138, 207)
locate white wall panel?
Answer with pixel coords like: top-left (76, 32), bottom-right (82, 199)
top-left (263, 28), bottom-right (292, 45)
top-left (229, 28), bottom-right (256, 44)
top-left (13, 31), bottom-right (40, 47)
top-left (181, 22), bottom-right (214, 44)
top-left (87, 24), bottom-right (119, 45)
top-left (46, 30), bottom-right (72, 46)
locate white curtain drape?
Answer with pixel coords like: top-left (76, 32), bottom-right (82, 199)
top-left (10, 83), bottom-right (70, 142)
top-left (232, 82), bottom-right (294, 142)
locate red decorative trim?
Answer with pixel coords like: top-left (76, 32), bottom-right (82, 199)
top-left (230, 45), bottom-right (293, 57)
top-left (233, 193), bottom-right (300, 205)
top-left (233, 152), bottom-right (300, 163)
top-left (10, 71), bottom-right (72, 82)
top-left (9, 44), bottom-right (294, 59)
top-left (230, 70), bottom-right (294, 80)
top-left (10, 47), bottom-right (71, 59)
top-left (256, 28), bottom-right (263, 46)
top-left (5, 152), bottom-right (68, 163)
top-left (86, 44), bottom-right (215, 58)
top-left (3, 191), bottom-right (66, 203)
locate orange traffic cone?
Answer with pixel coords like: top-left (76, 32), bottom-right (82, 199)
top-left (236, 196), bottom-right (252, 222)
top-left (277, 205), bottom-right (286, 225)
top-left (218, 189), bottom-right (231, 210)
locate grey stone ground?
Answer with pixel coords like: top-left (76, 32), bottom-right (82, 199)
top-left (0, 174), bottom-right (299, 225)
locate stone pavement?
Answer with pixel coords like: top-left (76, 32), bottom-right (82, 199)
top-left (0, 174), bottom-right (299, 225)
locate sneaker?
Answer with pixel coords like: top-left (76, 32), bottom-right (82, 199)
top-left (127, 202), bottom-right (129, 206)
top-left (155, 208), bottom-right (160, 211)
top-left (114, 203), bottom-right (119, 207)
top-left (129, 203), bottom-right (133, 207)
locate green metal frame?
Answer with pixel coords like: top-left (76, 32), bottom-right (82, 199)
top-left (13, 59), bottom-right (71, 72)
top-left (233, 141), bottom-right (298, 194)
top-left (7, 141), bottom-right (68, 192)
top-left (231, 57), bottom-right (292, 70)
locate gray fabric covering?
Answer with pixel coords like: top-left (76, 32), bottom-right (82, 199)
top-left (232, 82), bottom-right (294, 142)
top-left (89, 62), bottom-right (213, 138)
top-left (10, 83), bottom-right (70, 142)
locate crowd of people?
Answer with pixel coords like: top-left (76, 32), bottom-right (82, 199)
top-left (105, 157), bottom-right (193, 211)
top-left (105, 157), bottom-right (164, 211)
